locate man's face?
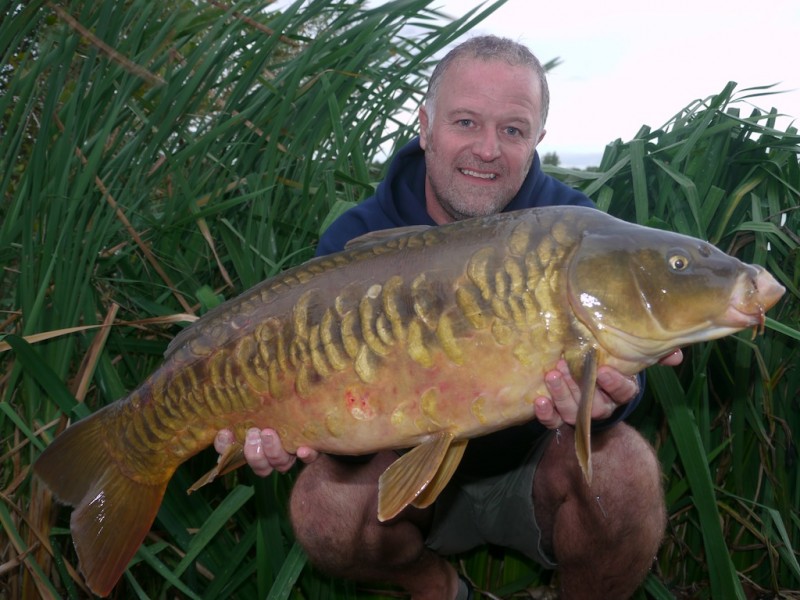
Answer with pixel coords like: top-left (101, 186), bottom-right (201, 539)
top-left (419, 58), bottom-right (546, 224)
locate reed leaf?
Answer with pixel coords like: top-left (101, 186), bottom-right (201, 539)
top-left (552, 81), bottom-right (799, 600)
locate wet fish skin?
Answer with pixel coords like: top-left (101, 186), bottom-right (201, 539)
top-left (33, 206), bottom-right (785, 596)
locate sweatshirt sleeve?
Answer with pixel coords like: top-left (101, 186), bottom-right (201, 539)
top-left (315, 199), bottom-right (387, 256)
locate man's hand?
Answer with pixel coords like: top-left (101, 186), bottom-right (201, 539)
top-left (534, 349), bottom-right (683, 429)
top-left (214, 428), bottom-right (319, 478)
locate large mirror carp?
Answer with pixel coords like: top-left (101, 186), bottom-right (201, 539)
top-left (35, 205), bottom-right (785, 596)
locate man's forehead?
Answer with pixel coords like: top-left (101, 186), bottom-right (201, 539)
top-left (442, 57), bottom-right (539, 93)
top-left (437, 59), bottom-right (541, 115)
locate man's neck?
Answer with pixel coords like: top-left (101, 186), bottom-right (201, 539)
top-left (424, 180), bottom-right (455, 225)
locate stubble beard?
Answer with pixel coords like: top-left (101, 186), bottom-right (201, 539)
top-left (427, 154), bottom-right (535, 222)
top-left (423, 129), bottom-right (537, 223)
top-left (429, 176), bottom-right (509, 222)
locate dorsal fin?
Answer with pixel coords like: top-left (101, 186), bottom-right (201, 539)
top-left (344, 225), bottom-right (433, 250)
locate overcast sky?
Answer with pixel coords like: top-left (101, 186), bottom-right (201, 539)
top-left (438, 0), bottom-right (800, 166)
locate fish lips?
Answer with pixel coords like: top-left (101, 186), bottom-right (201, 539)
top-left (723, 266), bottom-right (785, 329)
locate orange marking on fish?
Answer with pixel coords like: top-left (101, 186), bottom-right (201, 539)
top-left (345, 388), bottom-right (375, 420)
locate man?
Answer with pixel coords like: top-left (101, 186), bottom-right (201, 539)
top-left (216, 35), bottom-right (682, 599)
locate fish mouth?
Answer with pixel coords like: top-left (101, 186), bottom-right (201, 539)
top-left (720, 304), bottom-right (766, 331)
top-left (723, 267), bottom-right (785, 330)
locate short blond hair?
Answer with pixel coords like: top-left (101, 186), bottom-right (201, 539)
top-left (424, 35), bottom-right (549, 129)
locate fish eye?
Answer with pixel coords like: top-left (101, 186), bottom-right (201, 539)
top-left (668, 253), bottom-right (690, 271)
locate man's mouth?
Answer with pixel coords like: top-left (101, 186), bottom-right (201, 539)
top-left (460, 168), bottom-right (497, 180)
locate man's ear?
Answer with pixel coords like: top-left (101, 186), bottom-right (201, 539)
top-left (537, 128), bottom-right (547, 145)
top-left (418, 106), bottom-right (429, 150)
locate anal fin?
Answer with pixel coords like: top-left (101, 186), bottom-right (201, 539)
top-left (377, 431), bottom-right (455, 522)
top-left (188, 441), bottom-right (246, 494)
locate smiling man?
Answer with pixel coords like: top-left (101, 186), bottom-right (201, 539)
top-left (419, 50), bottom-right (545, 222)
top-left (217, 36), bottom-right (680, 600)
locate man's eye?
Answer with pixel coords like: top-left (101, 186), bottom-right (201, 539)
top-left (458, 119), bottom-right (473, 127)
top-left (504, 127), bottom-right (520, 136)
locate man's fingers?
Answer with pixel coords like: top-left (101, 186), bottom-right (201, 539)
top-left (534, 395), bottom-right (564, 429)
top-left (243, 428), bottom-right (274, 477)
top-left (214, 429), bottom-right (235, 454)
top-left (243, 428), bottom-right (296, 476)
top-left (296, 446), bottom-right (320, 464)
top-left (259, 429), bottom-right (297, 472)
top-left (544, 361), bottom-right (637, 425)
top-left (659, 348), bottom-right (684, 366)
top-left (544, 365), bottom-right (579, 425)
top-left (596, 367), bottom-right (639, 410)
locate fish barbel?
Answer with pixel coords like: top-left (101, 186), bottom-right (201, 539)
top-left (34, 206), bottom-right (784, 596)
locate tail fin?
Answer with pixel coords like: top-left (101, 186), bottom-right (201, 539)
top-left (34, 407), bottom-right (169, 597)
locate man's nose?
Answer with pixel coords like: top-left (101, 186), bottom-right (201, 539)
top-left (472, 129), bottom-right (501, 161)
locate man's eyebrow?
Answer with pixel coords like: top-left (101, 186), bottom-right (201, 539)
top-left (445, 108), bottom-right (478, 118)
top-left (446, 108), bottom-right (532, 125)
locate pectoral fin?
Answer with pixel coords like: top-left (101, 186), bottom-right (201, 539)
top-left (377, 431), bottom-right (457, 522)
top-left (574, 348), bottom-right (598, 486)
top-left (188, 441), bottom-right (246, 494)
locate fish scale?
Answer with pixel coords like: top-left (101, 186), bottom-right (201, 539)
top-left (33, 205), bottom-right (785, 597)
top-left (121, 216), bottom-right (578, 463)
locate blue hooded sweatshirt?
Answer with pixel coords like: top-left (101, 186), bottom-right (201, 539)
top-left (317, 138), bottom-right (594, 256)
top-left (316, 137), bottom-right (642, 475)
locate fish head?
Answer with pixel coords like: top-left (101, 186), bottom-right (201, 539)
top-left (567, 222), bottom-right (785, 363)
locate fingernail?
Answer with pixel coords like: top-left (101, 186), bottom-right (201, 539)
top-left (246, 428), bottom-right (260, 444)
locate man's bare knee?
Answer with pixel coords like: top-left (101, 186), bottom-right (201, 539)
top-left (534, 424), bottom-right (666, 599)
top-left (592, 424), bottom-right (665, 527)
top-left (290, 456), bottom-right (366, 570)
top-left (289, 453), bottom-right (408, 573)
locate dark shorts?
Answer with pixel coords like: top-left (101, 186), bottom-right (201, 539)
top-left (424, 430), bottom-right (557, 568)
